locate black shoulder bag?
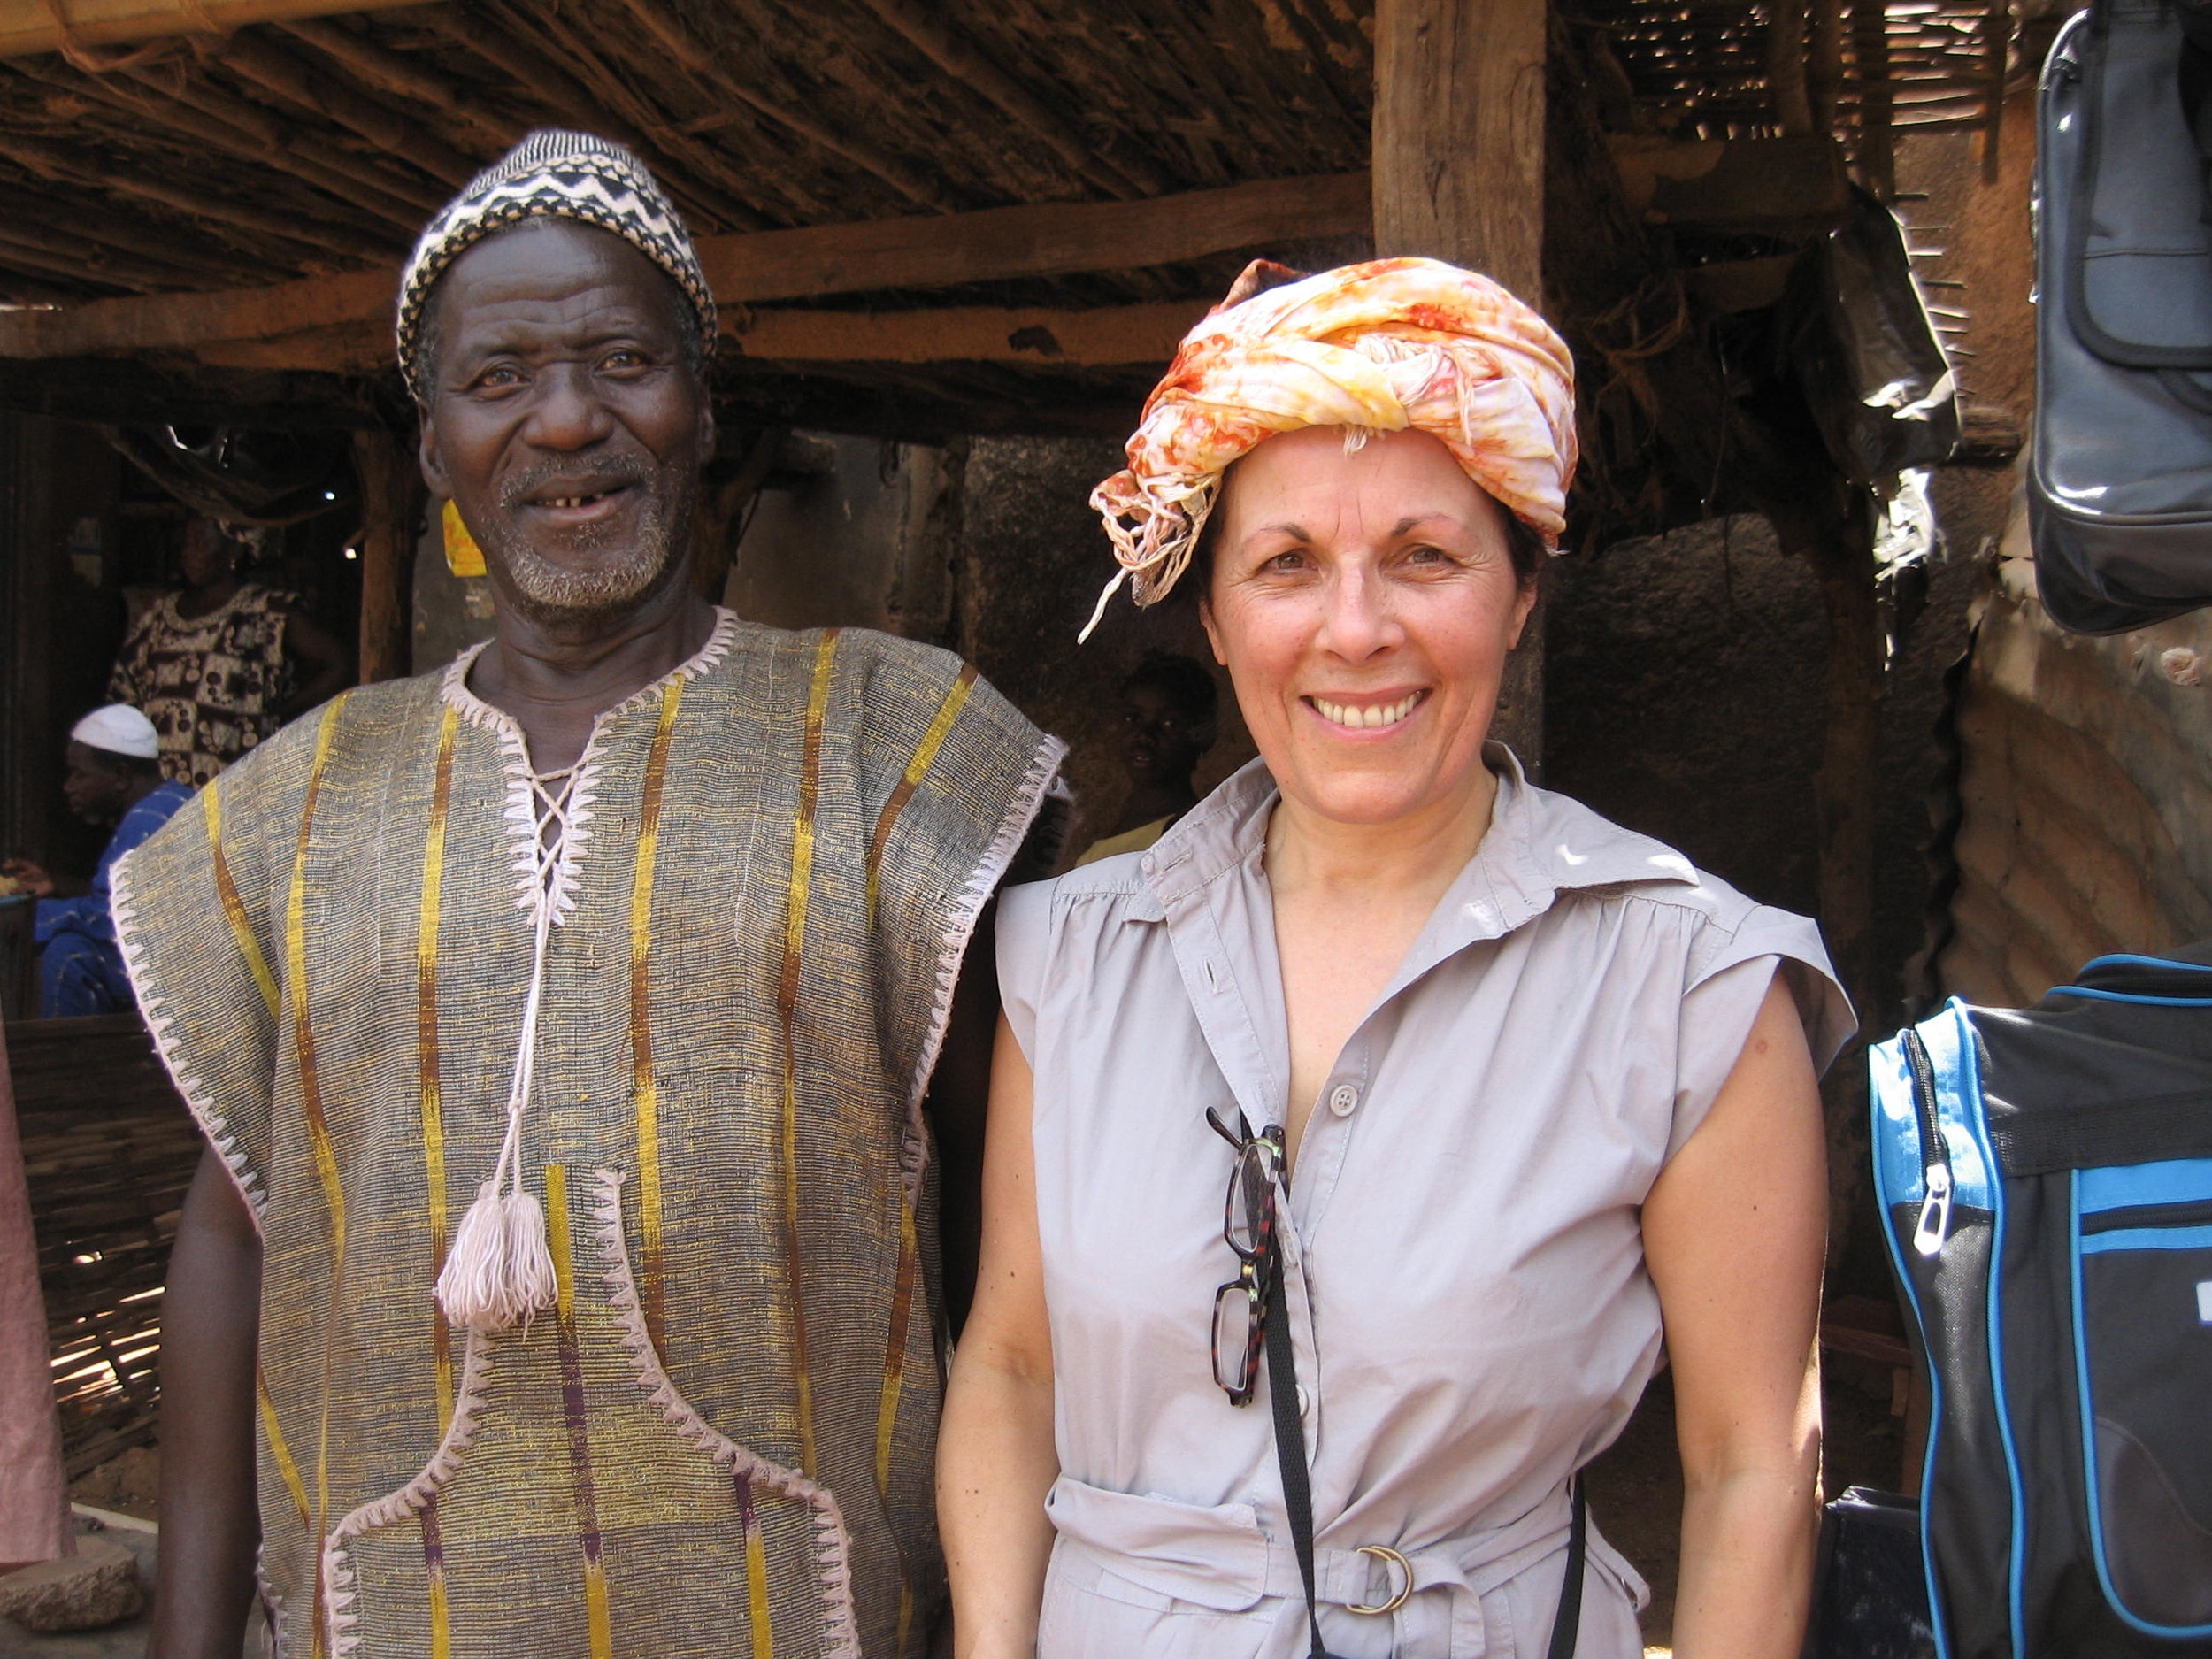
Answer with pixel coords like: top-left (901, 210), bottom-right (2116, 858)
top-left (1262, 1244), bottom-right (1588, 1657)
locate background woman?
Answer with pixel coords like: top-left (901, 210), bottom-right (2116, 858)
top-left (940, 258), bottom-right (1853, 1658)
top-left (106, 516), bottom-right (352, 786)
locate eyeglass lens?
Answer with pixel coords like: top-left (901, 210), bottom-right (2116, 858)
top-left (1224, 1136), bottom-right (1275, 1257)
top-left (1212, 1277), bottom-right (1261, 1394)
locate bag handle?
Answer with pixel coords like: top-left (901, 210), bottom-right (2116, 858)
top-left (1261, 1233), bottom-right (1586, 1657)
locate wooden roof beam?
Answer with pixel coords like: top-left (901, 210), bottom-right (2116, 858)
top-left (0, 171), bottom-right (1371, 361)
top-left (0, 0), bottom-right (432, 57)
top-left (191, 298), bottom-right (1213, 373)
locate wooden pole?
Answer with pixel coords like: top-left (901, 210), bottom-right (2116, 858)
top-left (1372, 0), bottom-right (1548, 764)
top-left (351, 426), bottom-right (422, 683)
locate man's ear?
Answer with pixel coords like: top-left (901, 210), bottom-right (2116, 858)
top-left (417, 407), bottom-right (452, 502)
top-left (695, 379), bottom-right (716, 466)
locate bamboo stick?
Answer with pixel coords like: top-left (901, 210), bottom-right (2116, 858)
top-left (278, 14), bottom-right (515, 151)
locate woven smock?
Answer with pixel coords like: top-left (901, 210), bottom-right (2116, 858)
top-left (115, 612), bottom-right (1064, 1659)
top-left (996, 749), bottom-right (1855, 1659)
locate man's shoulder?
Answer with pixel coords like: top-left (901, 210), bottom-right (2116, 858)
top-left (214, 671), bottom-right (445, 799)
top-left (720, 621), bottom-right (1041, 746)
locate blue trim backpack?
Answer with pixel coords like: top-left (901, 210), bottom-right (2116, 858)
top-left (1870, 952), bottom-right (2212, 1655)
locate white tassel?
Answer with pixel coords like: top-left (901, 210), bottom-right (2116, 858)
top-left (435, 1179), bottom-right (557, 1334)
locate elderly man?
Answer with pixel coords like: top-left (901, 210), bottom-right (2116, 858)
top-left (120, 133), bottom-right (1062, 1659)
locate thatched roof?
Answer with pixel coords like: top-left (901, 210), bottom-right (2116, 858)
top-left (0, 0), bottom-right (2018, 434)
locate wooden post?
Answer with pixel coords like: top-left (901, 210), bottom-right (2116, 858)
top-left (351, 425), bottom-right (422, 683)
top-left (1372, 0), bottom-right (1549, 764)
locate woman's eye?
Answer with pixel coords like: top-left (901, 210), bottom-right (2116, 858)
top-left (1260, 549), bottom-right (1310, 574)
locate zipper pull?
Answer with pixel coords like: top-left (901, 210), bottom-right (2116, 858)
top-left (1913, 1161), bottom-right (1954, 1257)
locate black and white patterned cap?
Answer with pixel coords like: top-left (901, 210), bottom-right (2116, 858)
top-left (396, 130), bottom-right (716, 398)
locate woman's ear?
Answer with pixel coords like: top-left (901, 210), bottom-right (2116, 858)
top-left (1198, 596), bottom-right (1228, 667)
top-left (1506, 574), bottom-right (1540, 651)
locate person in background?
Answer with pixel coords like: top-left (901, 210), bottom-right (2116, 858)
top-left (1073, 649), bottom-right (1218, 868)
top-left (106, 516), bottom-right (353, 787)
top-left (3, 706), bottom-right (193, 1018)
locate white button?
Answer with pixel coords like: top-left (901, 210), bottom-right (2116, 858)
top-left (1327, 1083), bottom-right (1360, 1116)
top-left (1296, 1385), bottom-right (1312, 1416)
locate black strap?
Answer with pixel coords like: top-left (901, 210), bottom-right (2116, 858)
top-left (1261, 1242), bottom-right (1586, 1657)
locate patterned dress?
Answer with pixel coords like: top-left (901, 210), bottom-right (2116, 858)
top-left (108, 584), bottom-right (297, 786)
top-left (114, 613), bottom-right (1064, 1658)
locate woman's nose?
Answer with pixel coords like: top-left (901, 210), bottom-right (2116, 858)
top-left (1317, 568), bottom-right (1402, 658)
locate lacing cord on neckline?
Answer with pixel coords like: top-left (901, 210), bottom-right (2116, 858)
top-left (433, 764), bottom-right (580, 1335)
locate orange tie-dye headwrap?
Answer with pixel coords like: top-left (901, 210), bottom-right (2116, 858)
top-left (1085, 257), bottom-right (1578, 638)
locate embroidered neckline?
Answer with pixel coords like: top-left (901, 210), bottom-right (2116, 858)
top-left (438, 607), bottom-right (739, 926)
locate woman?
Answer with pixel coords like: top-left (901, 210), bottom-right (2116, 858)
top-left (939, 259), bottom-right (1853, 1658)
top-left (107, 516), bottom-right (352, 786)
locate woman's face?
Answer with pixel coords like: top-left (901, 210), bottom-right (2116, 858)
top-left (1201, 426), bottom-right (1536, 829)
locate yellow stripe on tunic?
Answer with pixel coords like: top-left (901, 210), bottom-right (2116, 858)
top-left (734, 1472), bottom-right (775, 1659)
top-left (202, 783), bottom-right (280, 1018)
top-left (775, 631), bottom-right (839, 1479)
top-left (257, 1373), bottom-right (311, 1528)
top-left (288, 695), bottom-right (349, 1659)
top-left (865, 664), bottom-right (978, 926)
top-left (628, 680), bottom-right (685, 1355)
top-left (416, 708), bottom-right (460, 1659)
top-left (546, 1164), bottom-right (616, 1659)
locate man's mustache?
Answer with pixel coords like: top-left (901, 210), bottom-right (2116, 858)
top-left (497, 454), bottom-right (651, 511)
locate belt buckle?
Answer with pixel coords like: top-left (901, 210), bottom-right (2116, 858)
top-left (1346, 1542), bottom-right (1412, 1616)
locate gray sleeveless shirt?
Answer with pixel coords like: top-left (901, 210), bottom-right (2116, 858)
top-left (996, 750), bottom-right (1852, 1658)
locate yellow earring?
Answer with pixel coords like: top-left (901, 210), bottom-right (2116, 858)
top-left (442, 500), bottom-right (486, 578)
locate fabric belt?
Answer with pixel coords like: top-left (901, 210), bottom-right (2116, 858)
top-left (1045, 1474), bottom-right (1601, 1655)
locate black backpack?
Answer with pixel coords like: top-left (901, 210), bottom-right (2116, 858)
top-left (2032, 0), bottom-right (2212, 634)
top-left (1870, 954), bottom-right (2212, 1654)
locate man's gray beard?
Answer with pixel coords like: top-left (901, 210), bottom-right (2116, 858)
top-left (481, 485), bottom-right (692, 621)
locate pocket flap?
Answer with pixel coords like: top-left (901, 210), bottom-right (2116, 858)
top-left (1044, 1475), bottom-right (1271, 1612)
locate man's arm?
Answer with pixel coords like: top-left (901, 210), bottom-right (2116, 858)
top-left (926, 902), bottom-right (998, 1340)
top-left (147, 1147), bottom-right (262, 1659)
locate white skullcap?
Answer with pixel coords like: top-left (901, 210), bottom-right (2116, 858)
top-left (72, 704), bottom-right (160, 761)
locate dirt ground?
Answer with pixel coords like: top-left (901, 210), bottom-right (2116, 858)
top-left (65, 1449), bottom-right (158, 1525)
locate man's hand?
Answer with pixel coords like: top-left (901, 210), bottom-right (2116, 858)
top-left (146, 1148), bottom-right (261, 1659)
top-left (2, 859), bottom-right (53, 899)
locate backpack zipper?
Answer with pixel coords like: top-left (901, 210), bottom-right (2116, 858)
top-left (1901, 1028), bottom-right (1955, 1256)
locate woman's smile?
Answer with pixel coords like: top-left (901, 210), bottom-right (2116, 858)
top-left (1304, 688), bottom-right (1429, 732)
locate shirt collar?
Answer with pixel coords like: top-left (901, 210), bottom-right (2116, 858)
top-left (1141, 742), bottom-right (1700, 956)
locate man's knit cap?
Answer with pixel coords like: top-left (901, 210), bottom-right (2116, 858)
top-left (396, 130), bottom-right (716, 397)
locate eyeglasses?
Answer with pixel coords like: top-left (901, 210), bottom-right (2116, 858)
top-left (1207, 1108), bottom-right (1285, 1406)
